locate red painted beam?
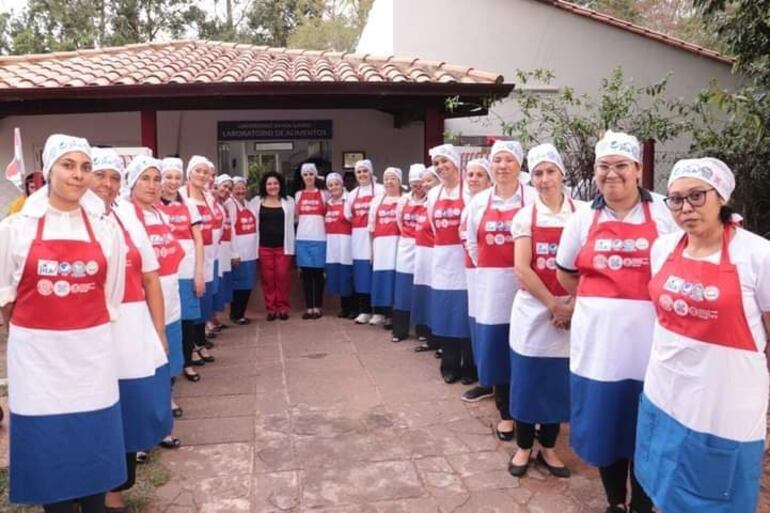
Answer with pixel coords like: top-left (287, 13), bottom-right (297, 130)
top-left (140, 110), bottom-right (158, 156)
top-left (423, 108), bottom-right (444, 165)
top-left (642, 138), bottom-right (655, 191)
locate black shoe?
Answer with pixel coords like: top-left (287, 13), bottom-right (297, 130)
top-left (302, 312), bottom-right (314, 320)
top-left (267, 313), bottom-right (277, 321)
top-left (204, 338), bottom-right (215, 349)
top-left (434, 350), bottom-right (442, 359)
top-left (159, 437), bottom-right (182, 449)
top-left (196, 348), bottom-right (215, 363)
top-left (496, 427), bottom-right (515, 441)
top-left (312, 312), bottom-right (323, 319)
top-left (337, 310), bottom-right (350, 318)
top-left (392, 336), bottom-right (406, 343)
top-left (183, 368), bottom-right (201, 381)
top-left (172, 407), bottom-right (183, 418)
top-left (442, 372), bottom-right (460, 384)
top-left (234, 317), bottom-right (250, 325)
top-left (461, 386), bottom-right (494, 403)
top-left (460, 376), bottom-right (477, 386)
top-left (279, 312), bottom-right (289, 321)
top-left (605, 507), bottom-right (627, 513)
top-left (383, 321), bottom-right (393, 330)
top-left (414, 343), bottom-right (432, 352)
top-left (346, 311), bottom-right (359, 320)
top-left (536, 452), bottom-right (571, 478)
top-left (190, 357), bottom-right (205, 367)
top-left (135, 451), bottom-right (149, 464)
top-left (507, 454), bottom-right (530, 477)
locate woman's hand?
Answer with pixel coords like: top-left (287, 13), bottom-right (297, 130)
top-left (158, 331), bottom-right (169, 355)
top-left (194, 272), bottom-right (205, 297)
top-left (549, 297), bottom-right (574, 329)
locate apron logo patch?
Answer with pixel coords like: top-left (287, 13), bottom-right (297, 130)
top-left (536, 242), bottom-right (549, 255)
top-left (636, 238), bottom-right (650, 251)
top-left (53, 280), bottom-right (71, 297)
top-left (37, 279), bottom-right (53, 296)
top-left (607, 255), bottom-right (624, 271)
top-left (71, 261), bottom-right (86, 277)
top-left (594, 239), bottom-right (612, 252)
top-left (58, 262), bottom-right (72, 276)
top-left (704, 286), bottom-right (720, 301)
top-left (593, 255), bottom-right (607, 269)
top-left (536, 257), bottom-right (547, 270)
top-left (85, 261), bottom-right (99, 276)
top-left (659, 294), bottom-right (674, 311)
top-left (37, 259), bottom-right (58, 276)
top-left (663, 276), bottom-right (684, 293)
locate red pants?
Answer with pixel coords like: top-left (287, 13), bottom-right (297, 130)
top-left (258, 247), bottom-right (292, 314)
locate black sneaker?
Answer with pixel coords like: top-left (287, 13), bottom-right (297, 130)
top-left (605, 506), bottom-right (627, 513)
top-left (461, 386), bottom-right (494, 403)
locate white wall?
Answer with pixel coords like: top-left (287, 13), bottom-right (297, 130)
top-left (356, 0), bottom-right (395, 55)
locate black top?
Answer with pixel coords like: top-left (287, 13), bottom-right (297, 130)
top-left (259, 204), bottom-right (285, 248)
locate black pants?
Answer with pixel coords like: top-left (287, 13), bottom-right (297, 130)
top-left (515, 422), bottom-right (560, 449)
top-left (392, 309), bottom-right (410, 339)
top-left (599, 458), bottom-right (653, 512)
top-left (339, 295), bottom-right (355, 315)
top-left (416, 324), bottom-right (431, 340)
top-left (494, 384), bottom-right (512, 420)
top-left (301, 268), bottom-right (325, 309)
top-left (373, 306), bottom-right (391, 316)
top-left (111, 452), bottom-right (138, 492)
top-left (230, 289), bottom-right (252, 320)
top-left (182, 320), bottom-right (197, 367)
top-left (438, 336), bottom-right (475, 379)
top-left (355, 293), bottom-right (372, 315)
top-left (44, 493), bottom-right (106, 513)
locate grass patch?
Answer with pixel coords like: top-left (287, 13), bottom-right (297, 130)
top-left (0, 451), bottom-right (170, 513)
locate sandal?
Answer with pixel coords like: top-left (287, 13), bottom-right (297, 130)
top-left (136, 451), bottom-right (149, 464)
top-left (172, 406), bottom-right (183, 418)
top-left (184, 368), bottom-right (201, 382)
top-left (159, 437), bottom-right (182, 449)
top-left (196, 348), bottom-right (216, 363)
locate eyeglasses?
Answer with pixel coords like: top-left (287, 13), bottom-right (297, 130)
top-left (595, 162), bottom-right (635, 175)
top-left (663, 188), bottom-right (716, 211)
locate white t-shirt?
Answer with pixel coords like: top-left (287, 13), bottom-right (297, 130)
top-left (113, 201), bottom-right (160, 274)
top-left (511, 196), bottom-right (588, 239)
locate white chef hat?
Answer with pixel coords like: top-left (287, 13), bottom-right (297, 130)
top-left (423, 166), bottom-right (440, 183)
top-left (408, 164), bottom-right (426, 183)
top-left (527, 143), bottom-right (565, 175)
top-left (595, 130), bottom-right (641, 163)
top-left (42, 134), bottom-right (91, 181)
top-left (354, 159), bottom-right (373, 174)
top-left (668, 157), bottom-right (735, 201)
top-left (215, 174), bottom-right (233, 187)
top-left (186, 155), bottom-right (210, 178)
top-left (161, 157), bottom-right (184, 176)
top-left (383, 166), bottom-right (403, 184)
top-left (232, 176), bottom-right (247, 186)
top-left (490, 140), bottom-right (524, 166)
top-left (126, 155), bottom-right (162, 192)
top-left (91, 148), bottom-right (124, 175)
top-left (429, 144), bottom-right (461, 170)
top-left (466, 157), bottom-right (493, 183)
top-left (301, 163), bottom-right (318, 176)
top-left (326, 172), bottom-right (344, 185)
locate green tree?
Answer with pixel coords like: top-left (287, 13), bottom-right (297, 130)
top-left (287, 0), bottom-right (373, 51)
top-left (107, 0), bottom-right (194, 45)
top-left (246, 0), bottom-right (324, 47)
top-left (572, 0), bottom-right (642, 23)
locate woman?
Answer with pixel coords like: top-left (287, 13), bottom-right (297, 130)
top-left (205, 162), bottom-right (224, 338)
top-left (508, 143), bottom-right (581, 477)
top-left (634, 158), bottom-right (770, 513)
top-left (427, 144), bottom-right (472, 384)
top-left (212, 174), bottom-right (237, 328)
top-left (295, 163), bottom-right (328, 319)
top-left (368, 167), bottom-right (403, 328)
top-left (346, 159), bottom-right (384, 324)
top-left (249, 171), bottom-right (295, 321)
top-left (412, 167), bottom-right (441, 353)
top-left (324, 172), bottom-right (355, 318)
top-left (0, 135), bottom-right (126, 511)
top-left (392, 164), bottom-right (427, 342)
top-left (160, 157), bottom-right (206, 380)
top-left (180, 156), bottom-right (217, 364)
top-left (460, 158), bottom-right (494, 393)
top-left (227, 176), bottom-right (258, 324)
top-left (556, 131), bottom-right (676, 513)
top-left (7, 171), bottom-right (45, 215)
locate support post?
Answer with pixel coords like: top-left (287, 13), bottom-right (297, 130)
top-left (642, 138), bottom-right (655, 191)
top-left (141, 110), bottom-right (158, 156)
top-left (423, 108), bottom-right (444, 165)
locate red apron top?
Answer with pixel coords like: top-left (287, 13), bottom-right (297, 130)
top-left (373, 198), bottom-right (400, 238)
top-left (159, 196), bottom-right (193, 241)
top-left (477, 186), bottom-right (525, 268)
top-left (648, 227), bottom-right (756, 352)
top-left (400, 201), bottom-right (423, 239)
top-left (113, 212), bottom-right (145, 303)
top-left (575, 201), bottom-right (658, 300)
top-left (187, 186), bottom-right (214, 246)
top-left (325, 200), bottom-right (352, 235)
top-left (432, 186), bottom-right (464, 247)
top-left (211, 198), bottom-right (224, 232)
top-left (297, 190), bottom-right (326, 216)
top-left (233, 200), bottom-right (257, 235)
top-left (218, 201), bottom-right (232, 243)
top-left (460, 215), bottom-right (475, 269)
top-left (351, 184), bottom-right (376, 229)
top-left (530, 198), bottom-right (575, 296)
top-left (414, 209), bottom-right (434, 248)
top-left (12, 209), bottom-right (110, 330)
top-left (134, 203), bottom-right (184, 277)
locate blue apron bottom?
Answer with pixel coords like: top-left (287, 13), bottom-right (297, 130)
top-left (472, 322), bottom-right (511, 387)
top-left (509, 349), bottom-right (570, 424)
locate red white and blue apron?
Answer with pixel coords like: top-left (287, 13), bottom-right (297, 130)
top-left (394, 198), bottom-right (423, 312)
top-left (429, 187), bottom-right (469, 338)
top-left (473, 187), bottom-right (526, 386)
top-left (371, 198), bottom-right (400, 307)
top-left (509, 200), bottom-right (575, 423)
top-left (351, 184), bottom-right (377, 294)
top-left (8, 210), bottom-right (126, 503)
top-left (231, 199), bottom-right (258, 290)
top-left (213, 200), bottom-right (234, 310)
top-left (410, 207), bottom-right (433, 328)
top-left (113, 210), bottom-right (173, 449)
top-left (184, 186), bottom-right (216, 321)
top-left (296, 189), bottom-right (327, 269)
top-left (460, 210), bottom-right (477, 342)
top-left (210, 196), bottom-right (224, 296)
top-left (325, 198), bottom-right (353, 296)
top-left (570, 201), bottom-right (659, 466)
top-left (158, 195), bottom-right (200, 320)
top-left (636, 228), bottom-right (767, 513)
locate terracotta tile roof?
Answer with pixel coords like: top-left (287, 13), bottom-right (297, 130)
top-left (535, 0), bottom-right (733, 65)
top-left (0, 40), bottom-right (505, 90)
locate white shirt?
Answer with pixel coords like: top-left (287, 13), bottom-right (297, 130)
top-left (511, 195), bottom-right (589, 239)
top-left (248, 196), bottom-right (296, 255)
top-left (113, 201), bottom-right (160, 274)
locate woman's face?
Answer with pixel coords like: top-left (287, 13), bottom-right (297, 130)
top-left (531, 163), bottom-right (563, 197)
top-left (88, 168), bottom-right (122, 206)
top-left (327, 180), bottom-right (343, 199)
top-left (216, 180), bottom-right (233, 201)
top-left (265, 176), bottom-right (281, 197)
top-left (355, 166), bottom-right (371, 186)
top-left (433, 156), bottom-right (458, 182)
top-left (302, 171), bottom-right (317, 188)
top-left (132, 168), bottom-right (162, 207)
top-left (383, 174), bottom-right (401, 195)
top-left (233, 182), bottom-right (247, 202)
top-left (466, 165), bottom-right (490, 195)
top-left (162, 169), bottom-right (183, 195)
top-left (422, 173), bottom-right (439, 191)
top-left (190, 165), bottom-right (211, 189)
top-left (491, 152), bottom-right (521, 185)
top-left (667, 177), bottom-right (722, 236)
top-left (410, 180), bottom-right (424, 197)
top-left (594, 156), bottom-right (641, 203)
top-left (49, 152), bottom-right (91, 205)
